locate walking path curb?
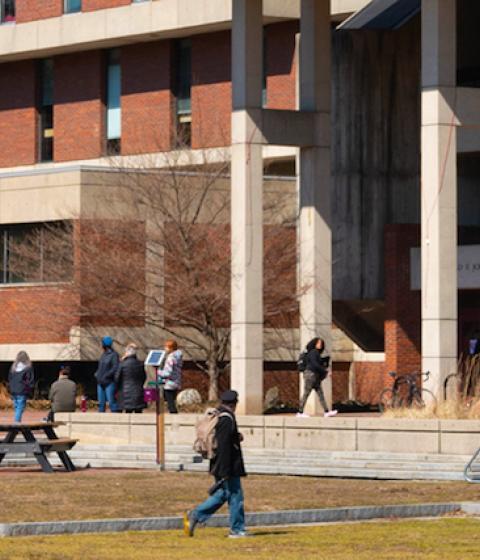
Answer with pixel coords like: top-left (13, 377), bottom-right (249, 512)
top-left (1, 502), bottom-right (478, 538)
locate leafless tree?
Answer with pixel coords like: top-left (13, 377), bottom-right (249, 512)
top-left (10, 147), bottom-right (301, 401)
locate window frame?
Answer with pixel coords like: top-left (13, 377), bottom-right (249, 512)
top-left (64, 0), bottom-right (81, 15)
top-left (0, 0), bottom-right (16, 24)
top-left (0, 222), bottom-right (73, 286)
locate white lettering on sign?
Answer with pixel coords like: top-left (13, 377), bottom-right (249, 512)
top-left (410, 245), bottom-right (480, 290)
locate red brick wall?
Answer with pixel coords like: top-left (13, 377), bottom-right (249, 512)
top-left (384, 224), bottom-right (421, 383)
top-left (354, 362), bottom-right (385, 404)
top-left (0, 286), bottom-right (79, 344)
top-left (82, 0), bottom-right (130, 11)
top-left (0, 61), bottom-right (37, 168)
top-left (16, 0), bottom-right (62, 23)
top-left (191, 31), bottom-right (231, 149)
top-left (266, 21), bottom-right (298, 110)
top-left (54, 51), bottom-right (105, 161)
top-left (122, 41), bottom-right (173, 155)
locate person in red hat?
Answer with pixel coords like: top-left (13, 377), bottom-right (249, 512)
top-left (184, 390), bottom-right (249, 538)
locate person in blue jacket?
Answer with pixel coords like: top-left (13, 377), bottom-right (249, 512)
top-left (94, 336), bottom-right (120, 412)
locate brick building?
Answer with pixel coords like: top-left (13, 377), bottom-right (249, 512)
top-left (0, 0), bottom-right (479, 410)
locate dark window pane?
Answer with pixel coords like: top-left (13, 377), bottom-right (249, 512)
top-left (176, 39), bottom-right (191, 115)
top-left (1, 0), bottom-right (16, 22)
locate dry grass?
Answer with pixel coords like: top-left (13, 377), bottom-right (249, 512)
top-left (383, 398), bottom-right (480, 419)
top-left (0, 470), bottom-right (478, 524)
top-left (0, 519), bottom-right (479, 560)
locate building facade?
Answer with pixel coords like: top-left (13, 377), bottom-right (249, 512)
top-left (0, 0), bottom-right (479, 412)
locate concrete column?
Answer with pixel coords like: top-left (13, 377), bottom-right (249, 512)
top-left (230, 0), bottom-right (264, 414)
top-left (421, 0), bottom-right (458, 400)
top-left (298, 0), bottom-right (332, 415)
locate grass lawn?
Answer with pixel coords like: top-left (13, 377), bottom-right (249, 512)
top-left (0, 519), bottom-right (478, 559)
top-left (0, 470), bottom-right (478, 523)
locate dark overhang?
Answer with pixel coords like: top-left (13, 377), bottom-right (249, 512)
top-left (338, 0), bottom-right (420, 31)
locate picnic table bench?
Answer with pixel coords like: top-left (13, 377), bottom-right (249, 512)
top-left (0, 422), bottom-right (78, 473)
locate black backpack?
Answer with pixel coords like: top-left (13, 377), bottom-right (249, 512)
top-left (297, 350), bottom-right (308, 373)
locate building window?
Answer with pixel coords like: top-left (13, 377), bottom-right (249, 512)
top-left (0, 0), bottom-right (15, 23)
top-left (175, 38), bottom-right (192, 147)
top-left (106, 49), bottom-right (121, 155)
top-left (38, 59), bottom-right (54, 163)
top-left (64, 0), bottom-right (81, 14)
top-left (0, 223), bottom-right (73, 285)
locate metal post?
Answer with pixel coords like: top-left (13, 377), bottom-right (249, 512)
top-left (155, 369), bottom-right (165, 470)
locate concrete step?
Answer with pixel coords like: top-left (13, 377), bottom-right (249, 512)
top-left (0, 444), bottom-right (470, 481)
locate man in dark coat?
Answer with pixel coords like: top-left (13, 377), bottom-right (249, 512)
top-left (115, 343), bottom-right (146, 413)
top-left (94, 336), bottom-right (119, 412)
top-left (184, 390), bottom-right (248, 538)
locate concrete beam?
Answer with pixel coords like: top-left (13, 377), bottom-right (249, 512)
top-left (232, 108), bottom-right (322, 147)
top-left (0, 0), bottom-right (370, 63)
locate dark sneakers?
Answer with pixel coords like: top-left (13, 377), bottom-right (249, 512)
top-left (183, 511), bottom-right (198, 537)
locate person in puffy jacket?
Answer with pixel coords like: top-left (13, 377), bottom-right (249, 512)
top-left (8, 350), bottom-right (35, 423)
top-left (158, 339), bottom-right (182, 413)
top-left (297, 337), bottom-right (338, 418)
top-left (115, 343), bottom-right (146, 413)
top-left (94, 336), bottom-right (120, 412)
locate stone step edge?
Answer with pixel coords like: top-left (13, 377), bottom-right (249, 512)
top-left (1, 502), bottom-right (478, 538)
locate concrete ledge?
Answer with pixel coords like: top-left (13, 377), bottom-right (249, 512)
top-left (0, 502), bottom-right (474, 538)
top-left (56, 413), bottom-right (480, 455)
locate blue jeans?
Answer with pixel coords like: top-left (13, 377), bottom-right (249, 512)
top-left (97, 383), bottom-right (119, 412)
top-left (194, 477), bottom-right (245, 533)
top-left (13, 395), bottom-right (27, 422)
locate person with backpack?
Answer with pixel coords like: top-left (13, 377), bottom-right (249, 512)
top-left (184, 390), bottom-right (248, 538)
top-left (297, 337), bottom-right (338, 418)
top-left (8, 350), bottom-right (35, 423)
top-left (94, 336), bottom-right (120, 413)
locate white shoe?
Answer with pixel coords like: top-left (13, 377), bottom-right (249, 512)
top-left (296, 412), bottom-right (310, 418)
top-left (228, 531), bottom-right (251, 538)
top-left (324, 410), bottom-right (338, 417)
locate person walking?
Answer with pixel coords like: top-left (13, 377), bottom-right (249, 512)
top-left (297, 337), bottom-right (338, 418)
top-left (158, 339), bottom-right (182, 413)
top-left (47, 365), bottom-right (77, 422)
top-left (115, 343), bottom-right (146, 413)
top-left (184, 390), bottom-right (248, 538)
top-left (94, 336), bottom-right (120, 413)
top-left (8, 351), bottom-right (35, 423)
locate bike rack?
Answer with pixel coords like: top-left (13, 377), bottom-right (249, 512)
top-left (464, 447), bottom-right (480, 483)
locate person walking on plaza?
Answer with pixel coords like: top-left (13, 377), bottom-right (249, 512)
top-left (297, 337), bottom-right (338, 418)
top-left (115, 343), bottom-right (146, 413)
top-left (184, 390), bottom-right (248, 538)
top-left (46, 365), bottom-right (77, 422)
top-left (8, 351), bottom-right (35, 423)
top-left (94, 336), bottom-right (120, 413)
top-left (158, 339), bottom-right (182, 413)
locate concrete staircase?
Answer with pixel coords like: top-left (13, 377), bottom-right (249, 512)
top-left (2, 444), bottom-right (470, 480)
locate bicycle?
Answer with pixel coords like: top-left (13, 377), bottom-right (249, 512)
top-left (378, 371), bottom-right (436, 412)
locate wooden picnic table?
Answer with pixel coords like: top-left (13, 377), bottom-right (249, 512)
top-left (0, 422), bottom-right (78, 473)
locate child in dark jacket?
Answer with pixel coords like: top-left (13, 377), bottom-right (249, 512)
top-left (8, 351), bottom-right (35, 423)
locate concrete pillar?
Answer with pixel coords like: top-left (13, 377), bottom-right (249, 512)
top-left (421, 0), bottom-right (458, 400)
top-left (230, 0), bottom-right (264, 414)
top-left (298, 0), bottom-right (333, 414)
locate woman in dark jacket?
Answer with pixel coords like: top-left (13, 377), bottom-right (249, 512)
top-left (8, 350), bottom-right (35, 423)
top-left (115, 343), bottom-right (146, 413)
top-left (297, 337), bottom-right (338, 418)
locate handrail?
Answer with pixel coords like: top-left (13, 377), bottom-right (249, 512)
top-left (464, 447), bottom-right (480, 483)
